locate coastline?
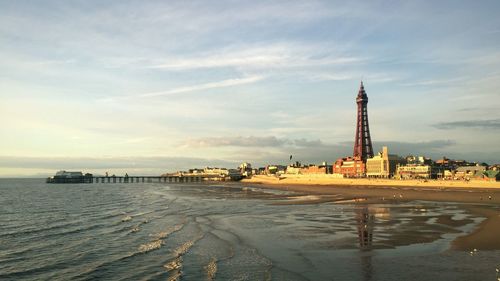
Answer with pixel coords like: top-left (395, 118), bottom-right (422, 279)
top-left (241, 174), bottom-right (500, 190)
top-left (241, 175), bottom-right (500, 205)
top-left (239, 176), bottom-right (500, 251)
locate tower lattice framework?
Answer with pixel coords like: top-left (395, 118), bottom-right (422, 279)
top-left (353, 81), bottom-right (374, 160)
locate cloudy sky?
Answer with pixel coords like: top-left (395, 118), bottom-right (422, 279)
top-left (1, 0), bottom-right (499, 177)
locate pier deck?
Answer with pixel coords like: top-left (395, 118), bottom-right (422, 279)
top-left (46, 175), bottom-right (227, 184)
top-left (92, 175), bottom-right (205, 183)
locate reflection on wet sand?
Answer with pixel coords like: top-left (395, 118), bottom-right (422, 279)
top-left (356, 207), bottom-right (375, 281)
top-left (355, 207), bottom-right (391, 281)
top-left (356, 207), bottom-right (375, 250)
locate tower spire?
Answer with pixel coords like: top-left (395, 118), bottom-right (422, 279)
top-left (353, 82), bottom-right (374, 161)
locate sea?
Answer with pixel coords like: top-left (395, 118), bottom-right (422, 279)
top-left (0, 179), bottom-right (499, 281)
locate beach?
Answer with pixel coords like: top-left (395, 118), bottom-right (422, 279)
top-left (242, 174), bottom-right (500, 189)
top-left (241, 175), bottom-right (500, 251)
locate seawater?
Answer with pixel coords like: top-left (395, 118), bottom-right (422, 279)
top-left (0, 179), bottom-right (498, 281)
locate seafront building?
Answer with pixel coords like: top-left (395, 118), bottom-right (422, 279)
top-left (395, 164), bottom-right (435, 179)
top-left (454, 166), bottom-right (487, 180)
top-left (168, 167), bottom-right (243, 181)
top-left (300, 163), bottom-right (332, 174)
top-left (286, 162), bottom-right (332, 175)
top-left (366, 146), bottom-right (405, 178)
top-left (264, 165), bottom-right (287, 175)
top-left (333, 156), bottom-right (366, 177)
top-left (394, 155), bottom-right (437, 179)
top-left (239, 162), bottom-right (253, 176)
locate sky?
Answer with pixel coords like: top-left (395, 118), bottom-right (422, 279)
top-left (1, 0), bottom-right (500, 177)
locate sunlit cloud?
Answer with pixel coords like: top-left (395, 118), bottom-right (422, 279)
top-left (97, 75), bottom-right (264, 102)
top-left (139, 75), bottom-right (264, 98)
top-left (148, 45), bottom-right (364, 71)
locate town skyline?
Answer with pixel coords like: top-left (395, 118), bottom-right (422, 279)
top-left (1, 1), bottom-right (500, 177)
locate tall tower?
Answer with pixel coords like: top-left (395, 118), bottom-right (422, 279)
top-left (353, 81), bottom-right (374, 160)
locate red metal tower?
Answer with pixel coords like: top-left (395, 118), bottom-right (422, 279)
top-left (353, 81), bottom-right (374, 160)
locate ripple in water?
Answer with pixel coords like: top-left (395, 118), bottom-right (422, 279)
top-left (121, 216), bottom-right (132, 222)
top-left (138, 222), bottom-right (186, 253)
top-left (150, 223), bottom-right (185, 239)
top-left (138, 240), bottom-right (163, 253)
top-left (205, 257), bottom-right (217, 280)
top-left (163, 232), bottom-right (204, 280)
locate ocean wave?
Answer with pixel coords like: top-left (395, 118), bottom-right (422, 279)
top-left (125, 222), bottom-right (190, 269)
top-left (205, 257), bottom-right (218, 280)
top-left (131, 210), bottom-right (155, 217)
top-left (121, 215), bottom-right (133, 222)
top-left (162, 232), bottom-right (205, 280)
top-left (166, 269), bottom-right (182, 281)
top-left (163, 257), bottom-right (182, 272)
top-left (150, 223), bottom-right (185, 239)
top-left (138, 239), bottom-right (164, 253)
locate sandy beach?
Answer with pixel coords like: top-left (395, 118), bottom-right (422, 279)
top-left (242, 174), bottom-right (500, 189)
top-left (240, 175), bottom-right (500, 251)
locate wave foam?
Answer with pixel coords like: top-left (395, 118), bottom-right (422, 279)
top-left (138, 240), bottom-right (163, 253)
top-left (205, 258), bottom-right (217, 280)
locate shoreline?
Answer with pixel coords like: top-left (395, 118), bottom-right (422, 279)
top-left (240, 178), bottom-right (500, 205)
top-left (242, 174), bottom-right (500, 190)
top-left (238, 177), bottom-right (500, 251)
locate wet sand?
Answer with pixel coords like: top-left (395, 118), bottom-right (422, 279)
top-left (241, 180), bottom-right (500, 204)
top-left (452, 206), bottom-right (500, 251)
top-left (238, 180), bottom-right (500, 251)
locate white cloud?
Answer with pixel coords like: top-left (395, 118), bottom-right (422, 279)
top-left (96, 75), bottom-right (264, 102)
top-left (139, 75), bottom-right (264, 98)
top-left (148, 44), bottom-right (364, 71)
top-left (401, 77), bottom-right (467, 86)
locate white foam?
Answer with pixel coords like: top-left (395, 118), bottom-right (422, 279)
top-left (138, 240), bottom-right (163, 253)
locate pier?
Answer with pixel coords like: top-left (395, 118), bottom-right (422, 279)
top-left (46, 170), bottom-right (241, 184)
top-left (46, 174), bottom-right (230, 184)
top-left (91, 175), bottom-right (205, 184)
